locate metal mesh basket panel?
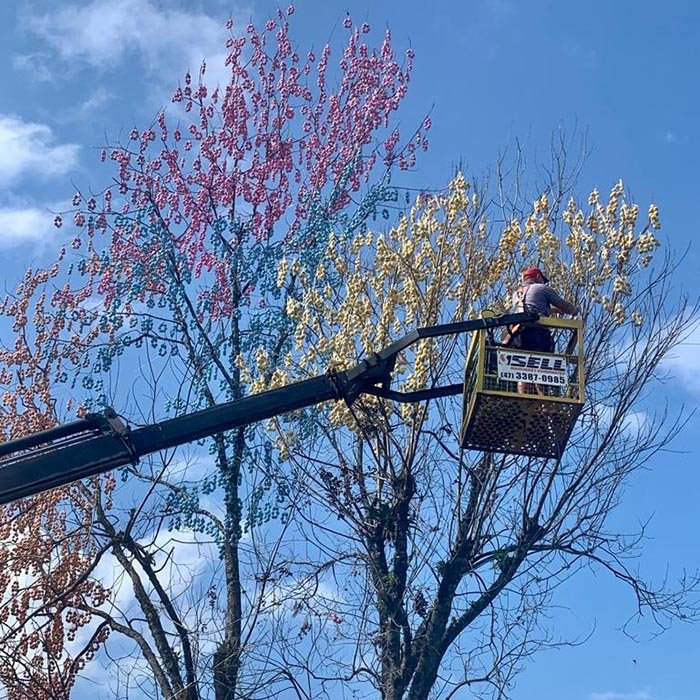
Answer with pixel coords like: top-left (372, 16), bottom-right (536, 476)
top-left (461, 393), bottom-right (582, 458)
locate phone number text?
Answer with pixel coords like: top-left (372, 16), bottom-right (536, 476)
top-left (499, 371), bottom-right (567, 385)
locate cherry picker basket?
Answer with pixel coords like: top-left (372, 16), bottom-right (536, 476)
top-left (460, 315), bottom-right (584, 458)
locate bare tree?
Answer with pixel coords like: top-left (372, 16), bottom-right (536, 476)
top-left (259, 165), bottom-right (699, 699)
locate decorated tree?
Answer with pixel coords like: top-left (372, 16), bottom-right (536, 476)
top-left (254, 166), bottom-right (698, 699)
top-left (0, 8), bottom-right (695, 697)
top-left (0, 8), bottom-right (427, 699)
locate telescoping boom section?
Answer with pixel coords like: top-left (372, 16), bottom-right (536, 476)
top-left (0, 311), bottom-right (583, 505)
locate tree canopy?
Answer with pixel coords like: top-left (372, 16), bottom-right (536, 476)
top-left (256, 168), bottom-right (695, 699)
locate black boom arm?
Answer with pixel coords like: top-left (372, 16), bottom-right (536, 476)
top-left (0, 311), bottom-right (536, 504)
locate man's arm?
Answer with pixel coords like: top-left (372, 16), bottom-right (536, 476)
top-left (546, 288), bottom-right (577, 316)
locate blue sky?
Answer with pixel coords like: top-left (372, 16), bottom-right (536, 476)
top-left (0, 1), bottom-right (698, 699)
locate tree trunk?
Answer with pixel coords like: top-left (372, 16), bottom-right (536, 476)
top-left (214, 429), bottom-right (244, 700)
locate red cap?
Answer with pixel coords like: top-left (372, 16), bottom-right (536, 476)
top-left (523, 266), bottom-right (548, 283)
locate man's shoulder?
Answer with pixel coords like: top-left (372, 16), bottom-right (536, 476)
top-left (531, 282), bottom-right (558, 296)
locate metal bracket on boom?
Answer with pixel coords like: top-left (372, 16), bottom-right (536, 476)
top-left (0, 311), bottom-right (537, 504)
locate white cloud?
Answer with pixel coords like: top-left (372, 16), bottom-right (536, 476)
top-left (86, 525), bottom-right (220, 630)
top-left (159, 451), bottom-right (217, 485)
top-left (79, 88), bottom-right (114, 117)
top-left (25, 0), bottom-right (231, 86)
top-left (589, 692), bottom-right (653, 700)
top-left (67, 528), bottom-right (216, 698)
top-left (261, 575), bottom-right (342, 617)
top-left (12, 53), bottom-right (53, 82)
top-left (47, 86), bottom-right (115, 125)
top-left (664, 324), bottom-right (700, 396)
top-left (586, 402), bottom-right (648, 439)
top-left (0, 115), bottom-right (80, 187)
top-left (0, 205), bottom-right (58, 248)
